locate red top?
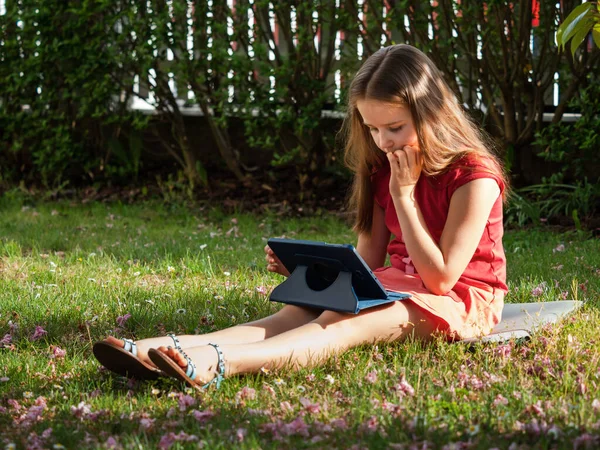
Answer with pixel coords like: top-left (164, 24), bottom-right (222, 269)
top-left (371, 154), bottom-right (508, 295)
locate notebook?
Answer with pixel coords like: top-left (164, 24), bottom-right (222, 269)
top-left (267, 238), bottom-right (410, 314)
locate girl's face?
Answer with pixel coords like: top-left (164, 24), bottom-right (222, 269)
top-left (356, 98), bottom-right (419, 154)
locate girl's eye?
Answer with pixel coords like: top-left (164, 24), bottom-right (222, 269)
top-left (367, 125), bottom-right (403, 133)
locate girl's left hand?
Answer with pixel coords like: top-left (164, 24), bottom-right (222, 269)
top-left (387, 145), bottom-right (422, 199)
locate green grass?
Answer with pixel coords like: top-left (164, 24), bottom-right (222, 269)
top-left (1, 198), bottom-right (599, 449)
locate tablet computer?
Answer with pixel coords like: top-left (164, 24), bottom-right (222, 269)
top-left (267, 238), bottom-right (410, 313)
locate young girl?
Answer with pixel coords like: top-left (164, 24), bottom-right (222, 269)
top-left (93, 44), bottom-right (508, 390)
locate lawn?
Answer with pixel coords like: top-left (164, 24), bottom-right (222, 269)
top-left (1, 196), bottom-right (599, 449)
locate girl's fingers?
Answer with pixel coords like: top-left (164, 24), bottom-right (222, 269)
top-left (387, 151), bottom-right (400, 171)
top-left (403, 146), bottom-right (420, 167)
top-left (386, 151), bottom-right (395, 164)
top-left (392, 149), bottom-right (409, 168)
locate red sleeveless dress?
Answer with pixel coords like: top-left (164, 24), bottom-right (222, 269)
top-left (371, 155), bottom-right (508, 340)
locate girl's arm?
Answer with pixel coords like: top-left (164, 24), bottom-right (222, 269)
top-left (356, 201), bottom-right (391, 270)
top-left (393, 177), bottom-right (500, 295)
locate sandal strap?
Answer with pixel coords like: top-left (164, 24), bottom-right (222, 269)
top-left (166, 343), bottom-right (225, 389)
top-left (122, 338), bottom-right (137, 357)
top-left (202, 343), bottom-right (225, 389)
top-left (166, 335), bottom-right (197, 380)
top-left (168, 347), bottom-right (197, 381)
top-left (166, 333), bottom-right (183, 352)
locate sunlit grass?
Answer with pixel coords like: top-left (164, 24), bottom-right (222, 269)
top-left (1, 198), bottom-right (599, 449)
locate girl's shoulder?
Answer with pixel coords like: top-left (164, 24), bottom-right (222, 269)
top-left (449, 152), bottom-right (497, 171)
top-left (440, 152), bottom-right (506, 193)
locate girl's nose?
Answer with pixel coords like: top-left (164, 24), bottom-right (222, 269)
top-left (378, 132), bottom-right (393, 151)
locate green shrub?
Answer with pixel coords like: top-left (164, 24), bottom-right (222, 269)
top-left (1, 1), bottom-right (599, 194)
top-left (0, 1), bottom-right (148, 187)
top-left (535, 81), bottom-right (600, 182)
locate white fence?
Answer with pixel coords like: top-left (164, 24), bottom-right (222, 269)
top-left (1, 0), bottom-right (584, 122)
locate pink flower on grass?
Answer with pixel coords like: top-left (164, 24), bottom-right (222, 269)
top-left (191, 409), bottom-right (215, 423)
top-left (159, 431), bottom-right (198, 449)
top-left (1, 334), bottom-right (12, 346)
top-left (177, 394), bottom-right (196, 411)
top-left (359, 416), bottom-right (379, 434)
top-left (139, 418), bottom-right (156, 431)
top-left (71, 402), bottom-right (92, 420)
top-left (235, 386), bottom-right (256, 402)
top-left (158, 434), bottom-right (175, 450)
top-left (283, 417), bottom-right (310, 437)
top-left (493, 394), bottom-right (509, 407)
top-left (262, 417), bottom-right (310, 439)
top-left (31, 326), bottom-right (47, 341)
top-left (280, 401), bottom-right (293, 412)
top-left (365, 370), bottom-right (378, 384)
top-left (531, 284), bottom-right (545, 297)
top-left (255, 286), bottom-right (268, 296)
top-left (573, 433), bottom-right (599, 449)
top-left (116, 314), bottom-right (132, 327)
top-left (299, 397), bottom-right (321, 414)
top-left (494, 344), bottom-right (512, 358)
top-left (50, 346), bottom-right (66, 359)
top-left (25, 430), bottom-right (51, 450)
top-left (104, 436), bottom-right (122, 450)
top-left (262, 384), bottom-right (276, 398)
top-left (8, 399), bottom-right (22, 411)
top-left (525, 401), bottom-right (545, 417)
top-left (330, 418), bottom-right (348, 430)
top-left (235, 428), bottom-right (247, 442)
top-left (394, 376), bottom-right (415, 396)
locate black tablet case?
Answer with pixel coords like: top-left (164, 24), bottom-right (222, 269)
top-left (268, 238), bottom-right (410, 314)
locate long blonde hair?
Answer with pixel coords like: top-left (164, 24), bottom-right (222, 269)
top-left (343, 44), bottom-right (508, 234)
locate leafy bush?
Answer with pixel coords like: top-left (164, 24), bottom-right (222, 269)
top-left (508, 180), bottom-right (600, 227)
top-left (0, 1), bottom-right (147, 187)
top-left (1, 1), bottom-right (599, 195)
top-left (231, 1), bottom-right (350, 194)
top-left (535, 81), bottom-right (600, 182)
top-left (504, 191), bottom-right (542, 228)
top-left (521, 79), bottom-right (600, 227)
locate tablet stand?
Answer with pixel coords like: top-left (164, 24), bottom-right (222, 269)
top-left (270, 264), bottom-right (362, 313)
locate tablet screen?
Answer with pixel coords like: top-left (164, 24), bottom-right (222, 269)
top-left (267, 238), bottom-right (389, 300)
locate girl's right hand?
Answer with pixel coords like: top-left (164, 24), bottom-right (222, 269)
top-left (264, 245), bottom-right (290, 277)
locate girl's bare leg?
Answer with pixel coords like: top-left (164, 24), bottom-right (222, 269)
top-left (105, 305), bottom-right (321, 365)
top-left (157, 300), bottom-right (441, 384)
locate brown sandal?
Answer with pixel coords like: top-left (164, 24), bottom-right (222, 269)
top-left (93, 336), bottom-right (181, 381)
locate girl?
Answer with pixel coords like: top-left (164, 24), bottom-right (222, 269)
top-left (93, 44), bottom-right (508, 390)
